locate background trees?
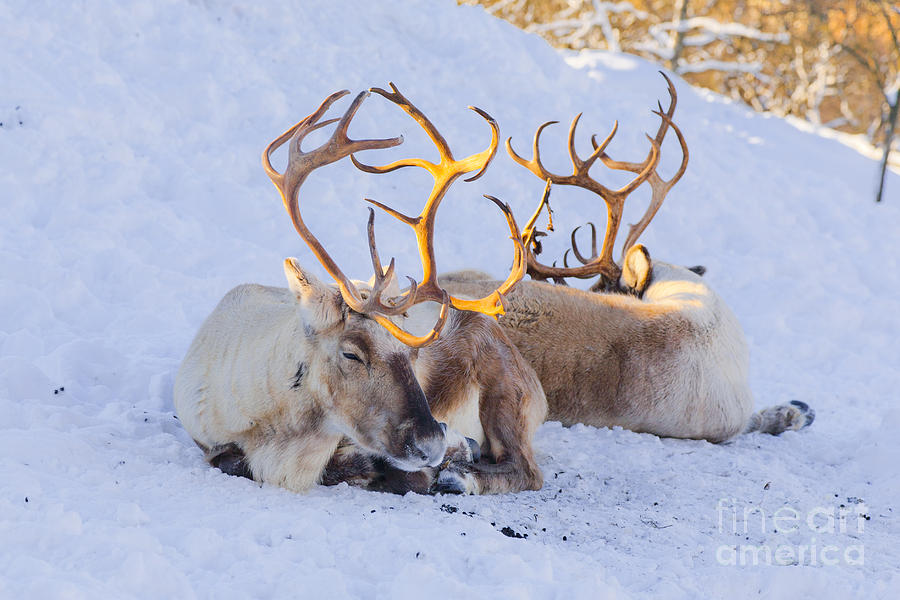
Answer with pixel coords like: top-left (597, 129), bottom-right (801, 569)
top-left (465, 0), bottom-right (899, 201)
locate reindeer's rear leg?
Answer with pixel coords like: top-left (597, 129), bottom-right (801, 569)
top-left (203, 442), bottom-right (255, 480)
top-left (744, 400), bottom-right (815, 435)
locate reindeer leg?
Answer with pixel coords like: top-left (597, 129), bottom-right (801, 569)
top-left (430, 346), bottom-right (546, 495)
top-left (430, 431), bottom-right (481, 495)
top-left (322, 432), bottom-right (479, 495)
top-left (745, 400), bottom-right (815, 435)
top-left (421, 313), bottom-right (548, 495)
top-left (323, 447), bottom-right (437, 494)
top-left (475, 358), bottom-right (546, 493)
top-left (320, 438), bottom-right (383, 488)
top-left (205, 442), bottom-right (254, 480)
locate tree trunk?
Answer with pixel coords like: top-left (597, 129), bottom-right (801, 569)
top-left (669, 0), bottom-right (690, 72)
top-left (876, 88), bottom-right (899, 203)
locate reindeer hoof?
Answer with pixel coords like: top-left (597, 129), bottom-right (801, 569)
top-left (431, 469), bottom-right (476, 495)
top-left (789, 400), bottom-right (815, 428)
top-left (206, 443), bottom-right (254, 480)
top-left (465, 437), bottom-right (481, 463)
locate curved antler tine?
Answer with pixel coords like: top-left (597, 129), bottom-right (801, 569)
top-left (620, 112), bottom-right (688, 255)
top-left (368, 263), bottom-right (395, 305)
top-left (290, 117), bottom-right (342, 151)
top-left (328, 91), bottom-right (404, 155)
top-left (444, 195), bottom-right (526, 317)
top-left (562, 249), bottom-right (571, 268)
top-left (660, 71), bottom-right (677, 114)
top-left (373, 290), bottom-right (450, 347)
top-left (570, 225), bottom-right (594, 265)
top-left (376, 274), bottom-right (420, 316)
top-left (567, 113), bottom-right (584, 170)
top-left (488, 197), bottom-right (525, 273)
top-left (365, 208), bottom-right (385, 279)
top-left (652, 72), bottom-right (678, 143)
top-left (369, 265), bottom-right (420, 317)
top-left (370, 259), bottom-right (396, 297)
top-left (362, 206), bottom-right (395, 310)
top-left (505, 121), bottom-right (559, 178)
top-left (650, 109), bottom-right (689, 184)
top-left (652, 99), bottom-right (673, 144)
top-left (309, 89), bottom-right (352, 125)
top-left (532, 121), bottom-right (557, 174)
top-left (588, 222), bottom-right (598, 256)
top-left (666, 117), bottom-right (689, 185)
top-left (333, 90), bottom-right (370, 139)
top-left (362, 209), bottom-right (420, 316)
top-left (365, 198), bottom-right (419, 227)
top-left (590, 120), bottom-right (619, 155)
top-left (584, 120), bottom-right (619, 171)
top-left (369, 82), bottom-right (454, 162)
top-left (261, 90), bottom-right (350, 181)
top-left (484, 195), bottom-right (523, 241)
top-left (483, 195), bottom-right (526, 293)
top-left (463, 106), bottom-right (500, 182)
top-left (614, 135), bottom-right (660, 196)
top-left (505, 136), bottom-right (528, 168)
top-left (351, 154), bottom-right (432, 175)
top-left (392, 276), bottom-right (420, 310)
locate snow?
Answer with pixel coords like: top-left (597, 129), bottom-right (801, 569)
top-left (2, 0), bottom-right (899, 598)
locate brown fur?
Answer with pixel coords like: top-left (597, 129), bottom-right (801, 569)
top-left (315, 308), bottom-right (547, 494)
top-left (416, 310), bottom-right (547, 493)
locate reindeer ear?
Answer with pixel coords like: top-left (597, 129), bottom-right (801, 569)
top-left (283, 258), bottom-right (344, 328)
top-left (621, 245), bottom-right (652, 295)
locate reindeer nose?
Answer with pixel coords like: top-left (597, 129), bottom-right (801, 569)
top-left (413, 420), bottom-right (447, 468)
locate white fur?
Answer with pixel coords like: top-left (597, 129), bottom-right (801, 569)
top-left (441, 254), bottom-right (756, 443)
top-left (174, 260), bottom-right (449, 493)
top-left (632, 261), bottom-right (753, 440)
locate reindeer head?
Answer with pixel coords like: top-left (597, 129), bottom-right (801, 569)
top-left (282, 259), bottom-right (447, 469)
top-left (263, 86), bottom-right (526, 471)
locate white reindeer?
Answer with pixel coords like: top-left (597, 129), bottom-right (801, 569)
top-left (175, 87), bottom-right (547, 495)
top-left (441, 73), bottom-right (813, 443)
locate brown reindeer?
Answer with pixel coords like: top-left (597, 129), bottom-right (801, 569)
top-left (442, 74), bottom-right (814, 442)
top-left (174, 87), bottom-right (547, 495)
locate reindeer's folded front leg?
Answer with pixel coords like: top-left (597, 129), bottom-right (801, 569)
top-left (321, 428), bottom-right (479, 495)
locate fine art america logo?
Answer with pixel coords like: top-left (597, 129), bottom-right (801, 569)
top-left (715, 498), bottom-right (868, 566)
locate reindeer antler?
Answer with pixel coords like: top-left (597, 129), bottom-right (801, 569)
top-left (600, 73), bottom-right (689, 256)
top-left (508, 72), bottom-right (686, 290)
top-left (263, 89), bottom-right (452, 347)
top-left (263, 87), bottom-right (526, 347)
top-left (352, 83), bottom-right (525, 316)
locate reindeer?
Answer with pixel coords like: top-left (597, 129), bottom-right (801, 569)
top-left (441, 74), bottom-right (814, 443)
top-left (174, 87), bottom-right (547, 495)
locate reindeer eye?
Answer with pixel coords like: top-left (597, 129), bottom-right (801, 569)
top-left (342, 352), bottom-right (363, 364)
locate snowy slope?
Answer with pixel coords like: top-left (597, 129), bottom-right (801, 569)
top-left (2, 0), bottom-right (899, 598)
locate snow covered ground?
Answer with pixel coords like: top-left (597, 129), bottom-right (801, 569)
top-left (2, 0), bottom-right (899, 598)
